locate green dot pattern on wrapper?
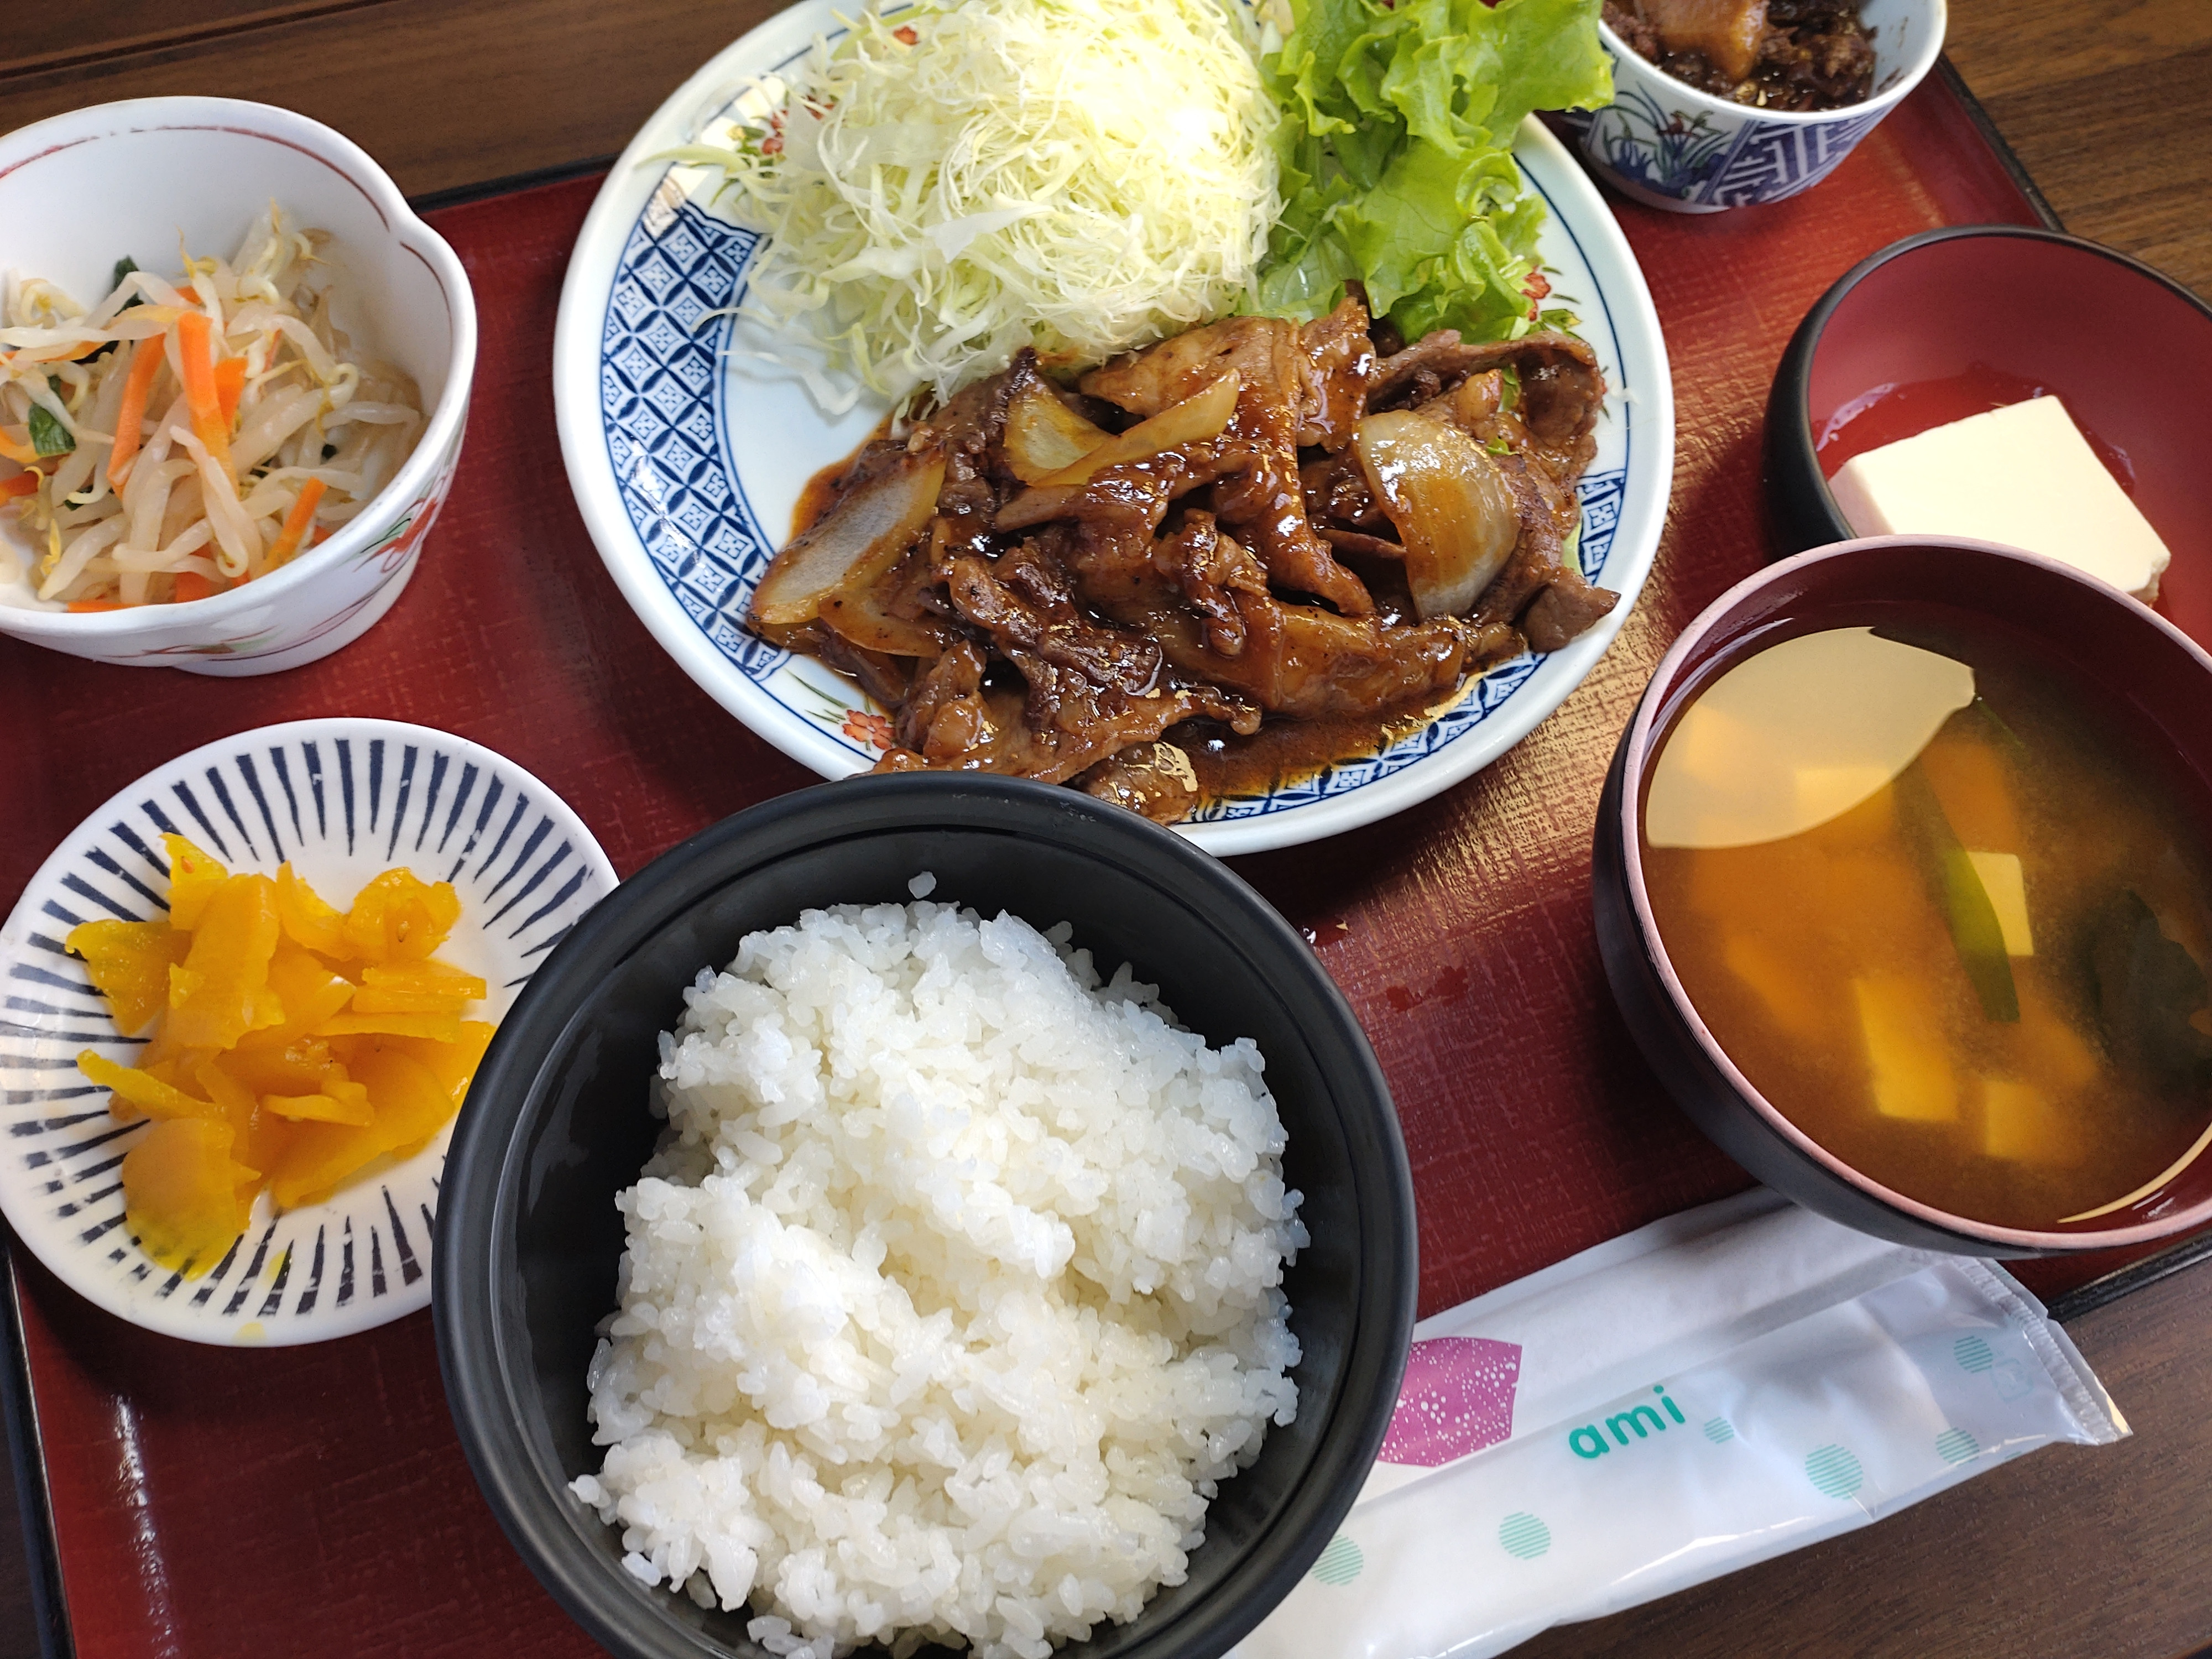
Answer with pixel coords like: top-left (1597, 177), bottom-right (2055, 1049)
top-left (1805, 1444), bottom-right (1865, 1500)
top-left (1311, 1533), bottom-right (1364, 1585)
top-left (1703, 1417), bottom-right (1734, 1444)
top-left (1954, 1334), bottom-right (1996, 1373)
top-left (1499, 1512), bottom-right (1552, 1560)
top-left (1937, 1427), bottom-right (1980, 1464)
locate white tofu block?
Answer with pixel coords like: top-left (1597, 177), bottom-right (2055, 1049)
top-left (1853, 976), bottom-right (1958, 1123)
top-left (1827, 395), bottom-right (2171, 602)
top-left (1980, 1078), bottom-right (2075, 1164)
top-left (1965, 850), bottom-right (2033, 957)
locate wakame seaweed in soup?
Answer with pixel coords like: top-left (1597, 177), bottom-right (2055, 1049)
top-left (1641, 617), bottom-right (2212, 1231)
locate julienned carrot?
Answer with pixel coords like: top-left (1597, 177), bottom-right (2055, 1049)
top-left (174, 312), bottom-right (232, 477)
top-left (267, 477), bottom-right (326, 567)
top-left (106, 335), bottom-right (168, 488)
top-left (66, 599), bottom-right (123, 613)
top-left (212, 357), bottom-right (248, 428)
top-left (1, 471), bottom-right (40, 501)
top-left (0, 429), bottom-right (36, 466)
top-left (173, 571), bottom-right (215, 603)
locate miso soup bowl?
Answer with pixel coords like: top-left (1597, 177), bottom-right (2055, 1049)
top-left (0, 97), bottom-right (476, 675)
top-left (435, 773), bottom-right (1417, 1659)
top-left (1593, 535), bottom-right (2212, 1256)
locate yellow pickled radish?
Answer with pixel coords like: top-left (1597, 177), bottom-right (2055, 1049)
top-left (121, 1118), bottom-right (259, 1275)
top-left (341, 869), bottom-right (462, 963)
top-left (190, 1055), bottom-right (258, 1134)
top-left (213, 1040), bottom-right (333, 1098)
top-left (262, 1092), bottom-right (375, 1126)
top-left (77, 1051), bottom-right (217, 1123)
top-left (234, 943), bottom-right (356, 1050)
top-left (363, 960), bottom-right (484, 993)
top-left (164, 874), bottom-right (283, 1050)
top-left (314, 1010), bottom-right (463, 1042)
top-left (347, 987), bottom-right (472, 1015)
top-left (351, 959), bottom-right (486, 1014)
top-left (197, 1055), bottom-right (299, 1176)
top-left (74, 849), bottom-right (491, 1243)
top-left (374, 1021), bottom-right (495, 1099)
top-left (274, 862), bottom-right (353, 959)
top-left (162, 833), bottom-right (229, 930)
top-left (268, 1044), bottom-right (461, 1209)
top-left (64, 920), bottom-right (190, 1036)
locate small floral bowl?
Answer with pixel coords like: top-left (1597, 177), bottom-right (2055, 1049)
top-left (1564, 0), bottom-right (1947, 214)
top-left (0, 97), bottom-right (476, 675)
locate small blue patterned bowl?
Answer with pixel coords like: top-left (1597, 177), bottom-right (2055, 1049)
top-left (1564, 0), bottom-right (1946, 215)
top-left (0, 719), bottom-right (617, 1346)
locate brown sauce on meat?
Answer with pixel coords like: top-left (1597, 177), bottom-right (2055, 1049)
top-left (767, 310), bottom-right (1610, 825)
top-left (1172, 693), bottom-right (1459, 804)
top-left (791, 463), bottom-right (847, 540)
top-left (784, 416), bottom-right (1504, 812)
top-left (790, 414), bottom-right (901, 539)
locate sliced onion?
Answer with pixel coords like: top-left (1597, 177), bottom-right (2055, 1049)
top-left (751, 452), bottom-right (946, 628)
top-left (1352, 409), bottom-right (1519, 620)
top-left (1001, 379), bottom-right (1110, 483)
top-left (1030, 370), bottom-right (1239, 488)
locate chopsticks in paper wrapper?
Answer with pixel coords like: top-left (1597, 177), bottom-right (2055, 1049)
top-left (1235, 1189), bottom-right (2126, 1659)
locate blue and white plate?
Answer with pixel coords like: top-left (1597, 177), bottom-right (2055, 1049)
top-left (0, 719), bottom-right (617, 1347)
top-left (552, 2), bottom-right (1674, 854)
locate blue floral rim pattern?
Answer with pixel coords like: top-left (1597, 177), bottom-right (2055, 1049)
top-left (599, 164), bottom-right (1630, 822)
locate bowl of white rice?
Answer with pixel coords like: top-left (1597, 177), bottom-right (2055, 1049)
top-left (435, 774), bottom-right (1416, 1659)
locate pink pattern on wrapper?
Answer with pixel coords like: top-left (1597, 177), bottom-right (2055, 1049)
top-left (1378, 1337), bottom-right (1523, 1467)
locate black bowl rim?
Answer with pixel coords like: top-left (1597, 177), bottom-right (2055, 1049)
top-left (1765, 223), bottom-right (2212, 555)
top-left (433, 772), bottom-right (1418, 1659)
top-left (1608, 533), bottom-right (2212, 1252)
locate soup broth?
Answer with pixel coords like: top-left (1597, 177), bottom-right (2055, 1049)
top-left (1642, 614), bottom-right (2212, 1230)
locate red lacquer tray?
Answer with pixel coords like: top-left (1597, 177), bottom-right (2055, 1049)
top-left (0, 63), bottom-right (2198, 1659)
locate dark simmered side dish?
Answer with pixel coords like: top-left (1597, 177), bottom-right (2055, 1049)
top-left (1604, 0), bottom-right (1875, 112)
top-left (749, 298), bottom-right (1615, 823)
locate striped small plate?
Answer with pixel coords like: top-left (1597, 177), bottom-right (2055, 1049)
top-left (0, 718), bottom-right (617, 1347)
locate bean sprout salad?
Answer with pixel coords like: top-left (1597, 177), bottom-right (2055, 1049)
top-left (0, 206), bottom-right (422, 609)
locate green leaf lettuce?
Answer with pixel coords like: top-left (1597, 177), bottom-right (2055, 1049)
top-left (1256, 0), bottom-right (1610, 343)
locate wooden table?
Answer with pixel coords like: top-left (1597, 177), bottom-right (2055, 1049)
top-left (2, 4), bottom-right (2209, 1656)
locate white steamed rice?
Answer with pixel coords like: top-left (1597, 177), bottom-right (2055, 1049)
top-left (570, 896), bottom-right (1306, 1659)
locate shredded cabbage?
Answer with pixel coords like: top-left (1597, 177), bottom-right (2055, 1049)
top-left (695, 0), bottom-right (1281, 410)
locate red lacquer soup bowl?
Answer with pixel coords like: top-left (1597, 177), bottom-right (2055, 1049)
top-left (1593, 536), bottom-right (2212, 1256)
top-left (1764, 226), bottom-right (2212, 655)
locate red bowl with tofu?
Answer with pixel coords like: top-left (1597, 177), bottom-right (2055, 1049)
top-left (1593, 534), bottom-right (2212, 1255)
top-left (1765, 225), bottom-right (2212, 655)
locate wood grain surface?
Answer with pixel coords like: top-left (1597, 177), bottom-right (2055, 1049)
top-left (2, 3), bottom-right (2210, 1658)
top-left (0, 0), bottom-right (787, 201)
top-left (2, 0), bottom-right (2207, 276)
top-left (1947, 0), bottom-right (2212, 294)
